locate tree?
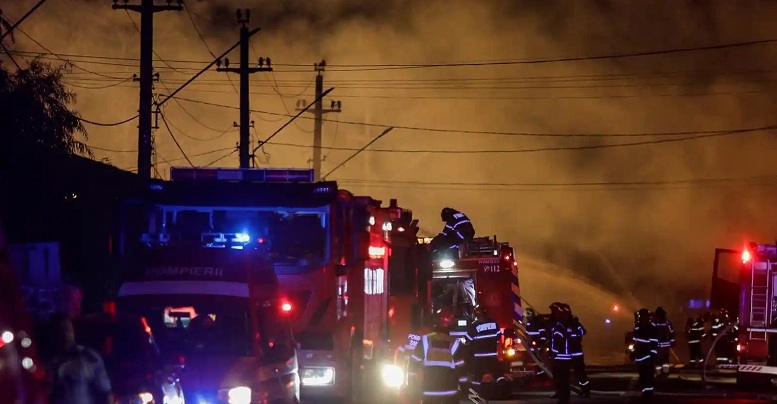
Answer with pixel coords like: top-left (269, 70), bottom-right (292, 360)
top-left (0, 58), bottom-right (92, 164)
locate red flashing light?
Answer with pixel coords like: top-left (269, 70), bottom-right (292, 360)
top-left (257, 237), bottom-right (265, 244)
top-left (737, 343), bottom-right (744, 353)
top-left (742, 248), bottom-right (752, 264)
top-left (612, 304), bottom-right (621, 313)
top-left (281, 302), bottom-right (293, 313)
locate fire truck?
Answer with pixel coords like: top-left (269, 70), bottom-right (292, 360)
top-left (420, 236), bottom-right (529, 385)
top-left (731, 242), bottom-right (777, 386)
top-left (132, 167), bottom-right (417, 403)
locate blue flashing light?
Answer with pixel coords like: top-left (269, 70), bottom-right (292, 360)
top-left (148, 183), bottom-right (164, 191)
top-left (234, 233), bottom-right (250, 243)
top-left (604, 318), bottom-right (612, 325)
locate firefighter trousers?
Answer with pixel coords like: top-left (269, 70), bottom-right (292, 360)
top-left (636, 358), bottom-right (655, 397)
top-left (571, 356), bottom-right (590, 396)
top-left (552, 359), bottom-right (572, 404)
top-left (688, 342), bottom-right (703, 367)
top-left (714, 341), bottom-right (734, 364)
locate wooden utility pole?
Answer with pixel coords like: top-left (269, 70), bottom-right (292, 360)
top-left (216, 9), bottom-right (271, 169)
top-left (296, 60), bottom-right (342, 181)
top-left (112, 0), bottom-right (182, 180)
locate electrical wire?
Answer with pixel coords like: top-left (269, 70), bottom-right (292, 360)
top-left (159, 111), bottom-right (194, 166)
top-left (0, 0), bottom-right (48, 43)
top-left (203, 149), bottom-right (237, 167)
top-left (172, 95), bottom-right (776, 140)
top-left (79, 115), bottom-right (138, 127)
top-left (184, 5), bottom-right (238, 94)
top-left (123, 10), bottom-right (184, 74)
top-left (9, 37), bottom-right (776, 71)
top-left (63, 76), bottom-right (133, 90)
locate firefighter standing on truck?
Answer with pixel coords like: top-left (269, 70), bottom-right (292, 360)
top-left (410, 308), bottom-right (465, 403)
top-left (685, 316), bottom-right (706, 368)
top-left (430, 207), bottom-right (475, 255)
top-left (631, 308), bottom-right (659, 398)
top-left (651, 306), bottom-right (675, 375)
top-left (464, 305), bottom-right (502, 388)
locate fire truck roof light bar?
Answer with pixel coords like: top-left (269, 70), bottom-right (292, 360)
top-left (169, 167), bottom-right (315, 183)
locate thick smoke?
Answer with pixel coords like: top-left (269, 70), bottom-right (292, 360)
top-left (4, 0), bottom-right (777, 325)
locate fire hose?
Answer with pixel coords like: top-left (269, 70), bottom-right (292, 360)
top-left (701, 322), bottom-right (736, 389)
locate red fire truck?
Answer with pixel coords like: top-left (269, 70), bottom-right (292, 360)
top-left (421, 236), bottom-right (529, 383)
top-left (733, 242), bottom-right (777, 386)
top-left (152, 167), bottom-right (418, 402)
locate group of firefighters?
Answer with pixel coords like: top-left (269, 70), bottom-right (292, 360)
top-left (685, 308), bottom-right (739, 368)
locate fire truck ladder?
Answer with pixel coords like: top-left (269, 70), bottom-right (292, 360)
top-left (748, 262), bottom-right (771, 341)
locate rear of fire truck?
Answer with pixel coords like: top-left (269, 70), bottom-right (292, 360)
top-left (735, 243), bottom-right (777, 386)
top-left (422, 236), bottom-right (530, 392)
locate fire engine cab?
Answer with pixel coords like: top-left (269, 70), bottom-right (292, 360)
top-left (736, 242), bottom-right (777, 385)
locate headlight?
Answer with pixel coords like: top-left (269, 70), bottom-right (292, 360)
top-left (227, 386), bottom-right (251, 404)
top-left (439, 259), bottom-right (454, 269)
top-left (301, 366), bottom-right (335, 386)
top-left (628, 344), bottom-right (634, 352)
top-left (117, 392), bottom-right (154, 404)
top-left (506, 348), bottom-right (516, 357)
top-left (381, 364), bottom-right (404, 388)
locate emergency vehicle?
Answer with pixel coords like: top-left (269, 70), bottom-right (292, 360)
top-left (0, 231), bottom-right (47, 404)
top-left (132, 167), bottom-right (416, 403)
top-left (731, 242), bottom-right (777, 386)
top-left (116, 169), bottom-right (304, 403)
top-left (421, 236), bottom-right (530, 381)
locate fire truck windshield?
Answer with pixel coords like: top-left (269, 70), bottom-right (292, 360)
top-left (119, 295), bottom-right (253, 358)
top-left (128, 204), bottom-right (330, 267)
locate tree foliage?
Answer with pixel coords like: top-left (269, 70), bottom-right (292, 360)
top-left (0, 58), bottom-right (91, 163)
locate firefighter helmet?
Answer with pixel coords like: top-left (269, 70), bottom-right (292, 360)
top-left (654, 306), bottom-right (667, 318)
top-left (636, 308), bottom-right (651, 324)
top-left (441, 207), bottom-right (455, 221)
top-left (549, 302), bottom-right (564, 312)
top-left (525, 307), bottom-right (535, 317)
top-left (434, 307), bottom-right (455, 329)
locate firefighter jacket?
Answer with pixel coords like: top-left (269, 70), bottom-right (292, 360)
top-left (711, 318), bottom-right (725, 338)
top-left (525, 315), bottom-right (547, 347)
top-left (440, 209), bottom-right (475, 244)
top-left (651, 318), bottom-right (675, 348)
top-left (465, 318), bottom-right (502, 358)
top-left (410, 332), bottom-right (466, 398)
top-left (726, 323), bottom-right (739, 344)
top-left (549, 319), bottom-right (585, 360)
top-left (631, 324), bottom-right (659, 363)
top-left (686, 319), bottom-right (706, 344)
top-left (568, 317), bottom-right (586, 357)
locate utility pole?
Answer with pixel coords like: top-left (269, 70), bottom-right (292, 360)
top-left (217, 9), bottom-right (272, 169)
top-left (296, 60), bottom-right (342, 181)
top-left (113, 0), bottom-right (182, 180)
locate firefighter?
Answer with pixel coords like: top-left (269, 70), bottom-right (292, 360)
top-left (651, 307), bottom-right (675, 375)
top-left (410, 308), bottom-right (466, 403)
top-left (563, 304), bottom-right (591, 398)
top-left (396, 324), bottom-right (432, 393)
top-left (430, 207), bottom-right (475, 256)
top-left (548, 302), bottom-right (578, 404)
top-left (631, 309), bottom-right (659, 398)
top-left (464, 305), bottom-right (502, 389)
top-left (453, 276), bottom-right (476, 320)
top-left (710, 309), bottom-right (731, 365)
top-left (524, 307), bottom-right (547, 375)
top-left (686, 316), bottom-right (706, 368)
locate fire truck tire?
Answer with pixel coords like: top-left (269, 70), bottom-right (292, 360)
top-left (736, 371), bottom-right (772, 388)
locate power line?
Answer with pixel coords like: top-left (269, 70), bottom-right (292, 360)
top-left (14, 27), bottom-right (118, 80)
top-left (158, 111), bottom-right (194, 166)
top-left (184, 5), bottom-right (238, 95)
top-left (79, 115), bottom-right (138, 127)
top-left (8, 37), bottom-right (777, 71)
top-left (172, 95), bottom-right (776, 140)
top-left (0, 0), bottom-right (48, 43)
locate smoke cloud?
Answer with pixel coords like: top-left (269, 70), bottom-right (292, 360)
top-left (4, 0), bottom-right (777, 336)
